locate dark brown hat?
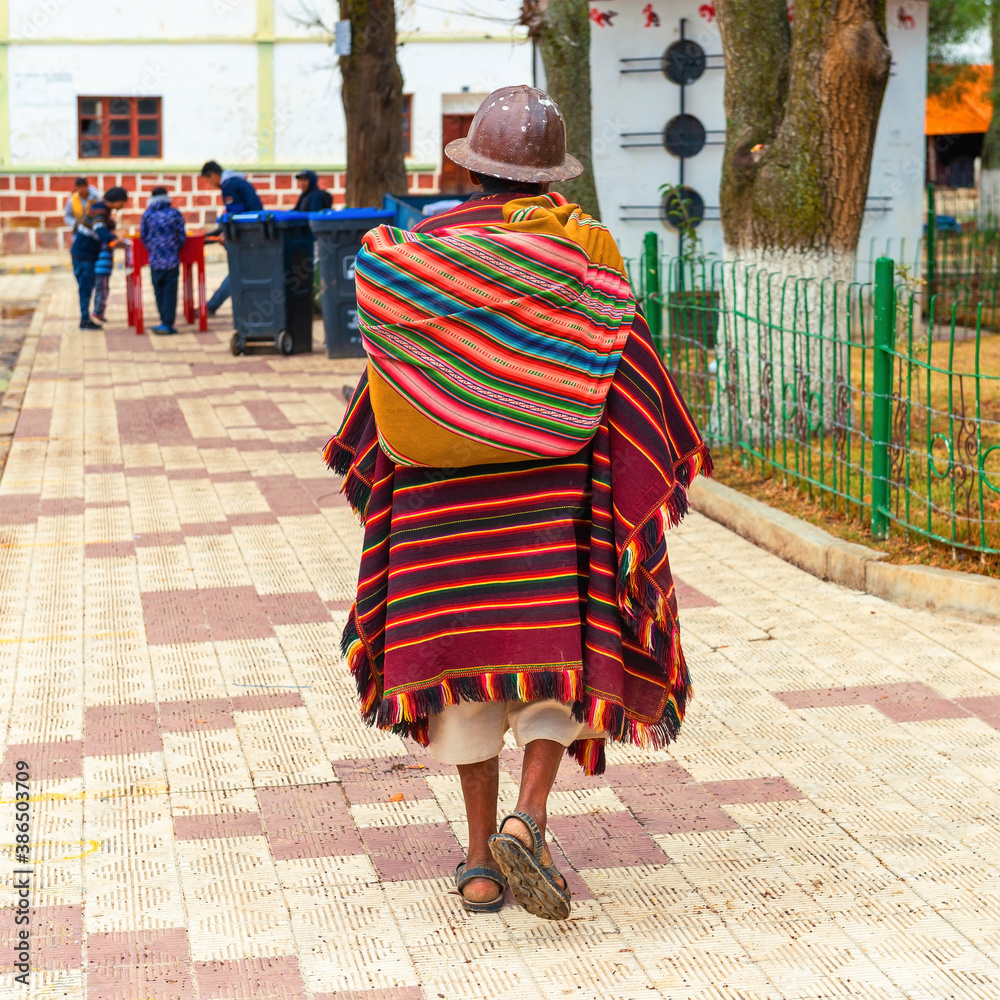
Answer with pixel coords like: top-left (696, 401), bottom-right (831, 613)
top-left (445, 85), bottom-right (583, 183)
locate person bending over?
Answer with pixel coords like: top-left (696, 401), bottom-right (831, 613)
top-left (200, 161), bottom-right (263, 315)
top-left (71, 186), bottom-right (128, 330)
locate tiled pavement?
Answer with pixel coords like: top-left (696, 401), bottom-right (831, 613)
top-left (2, 274), bottom-right (1000, 999)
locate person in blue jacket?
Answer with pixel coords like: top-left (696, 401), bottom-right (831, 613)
top-left (201, 161), bottom-right (264, 315)
top-left (294, 170), bottom-right (333, 212)
top-left (140, 186), bottom-right (187, 335)
top-left (91, 216), bottom-right (117, 323)
top-left (70, 186), bottom-right (128, 330)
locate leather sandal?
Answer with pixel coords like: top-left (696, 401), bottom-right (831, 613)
top-left (488, 810), bottom-right (571, 920)
top-left (455, 861), bottom-right (506, 913)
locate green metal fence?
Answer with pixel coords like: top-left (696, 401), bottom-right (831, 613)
top-left (920, 184), bottom-right (1000, 331)
top-left (630, 233), bottom-right (1000, 556)
top-left (859, 186), bottom-right (1000, 330)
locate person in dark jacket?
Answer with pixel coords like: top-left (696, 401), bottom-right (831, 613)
top-left (294, 170), bottom-right (333, 212)
top-left (71, 186), bottom-right (128, 330)
top-left (140, 186), bottom-right (187, 335)
top-left (201, 161), bottom-right (264, 314)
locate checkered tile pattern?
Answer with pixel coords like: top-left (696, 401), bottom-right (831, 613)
top-left (2, 274), bottom-right (1000, 998)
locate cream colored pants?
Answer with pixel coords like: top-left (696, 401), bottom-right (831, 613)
top-left (426, 698), bottom-right (606, 766)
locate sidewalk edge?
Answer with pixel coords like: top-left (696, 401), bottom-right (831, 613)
top-left (0, 286), bottom-right (51, 445)
top-left (688, 477), bottom-right (1000, 622)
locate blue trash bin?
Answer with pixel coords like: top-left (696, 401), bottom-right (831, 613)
top-left (382, 193), bottom-right (464, 230)
top-left (223, 210), bottom-right (315, 356)
top-left (309, 208), bottom-right (395, 359)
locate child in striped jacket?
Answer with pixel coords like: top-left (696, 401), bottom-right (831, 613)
top-left (91, 219), bottom-right (117, 322)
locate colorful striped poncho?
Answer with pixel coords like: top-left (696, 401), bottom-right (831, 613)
top-left (357, 193), bottom-right (635, 468)
top-left (325, 194), bottom-right (711, 775)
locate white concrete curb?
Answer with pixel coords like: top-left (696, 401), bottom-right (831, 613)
top-left (0, 286), bottom-right (50, 439)
top-left (689, 477), bottom-right (1000, 622)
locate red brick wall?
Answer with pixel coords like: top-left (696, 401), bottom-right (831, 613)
top-left (0, 169), bottom-right (441, 254)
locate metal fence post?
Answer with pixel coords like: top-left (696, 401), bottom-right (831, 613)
top-left (643, 231), bottom-right (663, 353)
top-left (871, 257), bottom-right (895, 540)
top-left (925, 183), bottom-right (936, 296)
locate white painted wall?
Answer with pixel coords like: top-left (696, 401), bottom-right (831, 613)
top-left (397, 0), bottom-right (526, 39)
top-left (273, 42), bottom-right (346, 164)
top-left (589, 1), bottom-right (724, 264)
top-left (274, 2), bottom-right (336, 37)
top-left (8, 0), bottom-right (255, 39)
top-left (859, 2), bottom-right (929, 271)
top-left (4, 1), bottom-right (531, 170)
top-left (397, 40), bottom-right (533, 165)
top-left (589, 0), bottom-right (929, 272)
top-left (271, 36), bottom-right (534, 168)
top-left (7, 44), bottom-right (258, 166)
top-left (3, 0), bottom-right (926, 253)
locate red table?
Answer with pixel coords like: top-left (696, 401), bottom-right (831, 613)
top-left (125, 231), bottom-right (207, 335)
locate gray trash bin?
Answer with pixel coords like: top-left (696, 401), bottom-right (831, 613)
top-left (309, 208), bottom-right (395, 359)
top-left (223, 210), bottom-right (315, 356)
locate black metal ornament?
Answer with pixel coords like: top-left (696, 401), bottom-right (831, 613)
top-left (661, 39), bottom-right (706, 84)
top-left (661, 186), bottom-right (705, 230)
top-left (662, 114), bottom-right (706, 158)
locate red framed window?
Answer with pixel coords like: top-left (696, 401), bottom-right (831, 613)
top-left (78, 97), bottom-right (162, 158)
top-left (402, 94), bottom-right (412, 157)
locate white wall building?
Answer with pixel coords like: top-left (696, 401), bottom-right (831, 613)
top-left (588, 0), bottom-right (929, 267)
top-left (0, 0), bottom-right (928, 261)
top-left (2, 0), bottom-right (531, 168)
top-left (0, 0), bottom-right (533, 250)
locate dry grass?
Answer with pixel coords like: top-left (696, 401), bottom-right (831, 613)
top-left (672, 320), bottom-right (1000, 564)
top-left (664, 285), bottom-right (1000, 569)
top-left (712, 454), bottom-right (1000, 580)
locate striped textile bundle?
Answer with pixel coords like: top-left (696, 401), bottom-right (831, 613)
top-left (326, 304), bottom-right (711, 776)
top-left (356, 215), bottom-right (635, 467)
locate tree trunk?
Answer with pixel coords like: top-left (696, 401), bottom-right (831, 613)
top-left (979, 0), bottom-right (1000, 223)
top-left (713, 0), bottom-right (891, 443)
top-left (521, 0), bottom-right (601, 219)
top-left (717, 0), bottom-right (890, 258)
top-left (339, 0), bottom-right (408, 207)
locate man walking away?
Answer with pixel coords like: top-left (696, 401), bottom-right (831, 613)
top-left (200, 161), bottom-right (263, 315)
top-left (327, 86), bottom-right (711, 921)
top-left (71, 186), bottom-right (128, 330)
top-left (63, 176), bottom-right (101, 232)
top-left (294, 170), bottom-right (333, 212)
top-left (140, 186), bottom-right (187, 335)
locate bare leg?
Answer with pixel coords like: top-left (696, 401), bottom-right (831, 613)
top-left (499, 739), bottom-right (566, 889)
top-left (456, 756), bottom-right (501, 903)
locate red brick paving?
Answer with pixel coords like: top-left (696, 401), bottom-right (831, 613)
top-left (159, 698), bottom-right (236, 732)
top-left (775, 682), bottom-right (973, 723)
top-left (87, 928), bottom-right (195, 1000)
top-left (359, 823), bottom-right (464, 882)
top-left (257, 783), bottom-right (364, 861)
top-left (335, 758), bottom-right (437, 805)
top-left (194, 955), bottom-right (307, 999)
top-left (173, 811), bottom-right (267, 841)
top-left (83, 703), bottom-right (163, 756)
top-left (10, 282), bottom-right (1000, 997)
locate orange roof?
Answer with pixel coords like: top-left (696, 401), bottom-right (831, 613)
top-left (926, 65), bottom-right (993, 136)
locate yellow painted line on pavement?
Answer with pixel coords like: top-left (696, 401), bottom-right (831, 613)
top-left (0, 839), bottom-right (103, 861)
top-left (0, 630), bottom-right (142, 645)
top-left (0, 783), bottom-right (170, 806)
top-left (0, 540), bottom-right (131, 549)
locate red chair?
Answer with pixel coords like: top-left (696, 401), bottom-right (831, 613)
top-left (125, 232), bottom-right (208, 335)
